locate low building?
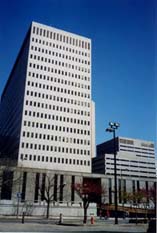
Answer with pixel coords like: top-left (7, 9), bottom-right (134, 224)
top-left (0, 165), bottom-right (107, 217)
top-left (92, 137), bottom-right (156, 207)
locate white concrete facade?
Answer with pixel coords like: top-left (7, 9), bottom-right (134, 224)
top-left (0, 21), bottom-right (95, 173)
top-left (116, 137), bottom-right (156, 179)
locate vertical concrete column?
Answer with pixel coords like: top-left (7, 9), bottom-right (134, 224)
top-left (140, 180), bottom-right (146, 189)
top-left (63, 175), bottom-right (71, 203)
top-left (52, 173), bottom-right (59, 203)
top-left (126, 179), bottom-right (132, 193)
top-left (101, 177), bottom-right (109, 204)
top-left (25, 172), bottom-right (36, 202)
top-left (12, 170), bottom-right (21, 202)
top-left (148, 181), bottom-right (154, 189)
top-left (57, 173), bottom-right (60, 203)
top-left (74, 175), bottom-right (83, 203)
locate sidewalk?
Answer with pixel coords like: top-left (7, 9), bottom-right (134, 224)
top-left (0, 216), bottom-right (148, 232)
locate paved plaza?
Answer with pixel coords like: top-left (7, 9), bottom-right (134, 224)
top-left (0, 216), bottom-right (149, 233)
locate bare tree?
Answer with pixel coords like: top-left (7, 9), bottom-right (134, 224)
top-left (0, 159), bottom-right (28, 217)
top-left (0, 159), bottom-right (16, 198)
top-left (38, 173), bottom-right (66, 219)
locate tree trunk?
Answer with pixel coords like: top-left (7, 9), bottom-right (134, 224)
top-left (83, 207), bottom-right (87, 224)
top-left (46, 201), bottom-right (50, 219)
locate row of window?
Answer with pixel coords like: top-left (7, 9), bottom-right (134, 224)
top-left (120, 148), bottom-right (154, 155)
top-left (25, 100), bottom-right (90, 116)
top-left (120, 139), bottom-right (154, 149)
top-left (32, 26), bottom-right (90, 50)
top-left (120, 145), bottom-right (154, 153)
top-left (29, 55), bottom-right (90, 74)
top-left (120, 145), bottom-right (154, 152)
top-left (32, 37), bottom-right (90, 57)
top-left (27, 76), bottom-right (90, 91)
top-left (141, 142), bottom-right (154, 148)
top-left (21, 142), bottom-right (90, 155)
top-left (136, 154), bottom-right (155, 158)
top-left (30, 52), bottom-right (90, 65)
top-left (21, 153), bottom-right (91, 165)
top-left (24, 110), bottom-right (90, 125)
top-left (28, 70), bottom-right (90, 82)
top-left (106, 157), bottom-right (155, 165)
top-left (106, 163), bottom-right (155, 170)
top-left (107, 167), bottom-right (156, 174)
top-left (23, 120), bottom-right (90, 135)
top-left (26, 80), bottom-right (90, 99)
top-left (120, 139), bottom-right (134, 145)
top-left (107, 171), bottom-right (155, 179)
top-left (26, 90), bottom-right (90, 108)
top-left (22, 131), bottom-right (90, 145)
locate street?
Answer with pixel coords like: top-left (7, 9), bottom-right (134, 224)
top-left (0, 217), bottom-right (148, 233)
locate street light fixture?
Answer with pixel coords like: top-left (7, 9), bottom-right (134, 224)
top-left (106, 122), bottom-right (120, 224)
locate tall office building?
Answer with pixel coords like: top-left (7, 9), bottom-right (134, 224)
top-left (0, 22), bottom-right (95, 173)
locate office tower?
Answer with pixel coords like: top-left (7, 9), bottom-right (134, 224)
top-left (0, 22), bottom-right (95, 173)
top-left (92, 137), bottom-right (156, 205)
top-left (93, 137), bottom-right (156, 179)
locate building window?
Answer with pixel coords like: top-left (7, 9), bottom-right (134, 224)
top-left (21, 172), bottom-right (27, 202)
top-left (33, 26), bottom-right (35, 33)
top-left (118, 179), bottom-right (122, 203)
top-left (121, 180), bottom-right (126, 203)
top-left (53, 174), bottom-right (58, 201)
top-left (34, 173), bottom-right (40, 202)
top-left (41, 173), bottom-right (46, 201)
top-left (109, 178), bottom-right (112, 204)
top-left (132, 180), bottom-right (136, 204)
top-left (59, 175), bottom-right (64, 202)
top-left (71, 176), bottom-right (75, 202)
top-left (1, 170), bottom-right (13, 200)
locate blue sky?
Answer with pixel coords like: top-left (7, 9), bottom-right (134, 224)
top-left (0, 0), bottom-right (155, 144)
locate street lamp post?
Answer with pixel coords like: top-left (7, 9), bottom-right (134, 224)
top-left (106, 122), bottom-right (120, 224)
top-left (82, 193), bottom-right (89, 224)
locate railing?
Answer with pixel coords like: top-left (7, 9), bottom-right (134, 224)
top-left (103, 204), bottom-right (155, 214)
